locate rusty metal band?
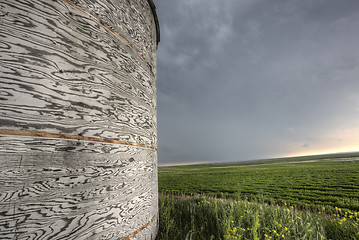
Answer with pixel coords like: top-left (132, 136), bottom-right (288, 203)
top-left (0, 129), bottom-right (157, 151)
top-left (62, 0), bottom-right (155, 77)
top-left (122, 214), bottom-right (157, 240)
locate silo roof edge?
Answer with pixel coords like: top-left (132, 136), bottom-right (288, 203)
top-left (147, 0), bottom-right (160, 47)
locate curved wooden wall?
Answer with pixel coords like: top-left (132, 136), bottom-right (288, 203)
top-left (0, 0), bottom-right (159, 239)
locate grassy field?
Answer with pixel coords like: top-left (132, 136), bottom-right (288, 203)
top-left (159, 154), bottom-right (359, 211)
top-left (156, 194), bottom-right (359, 240)
top-left (157, 153), bottom-right (359, 239)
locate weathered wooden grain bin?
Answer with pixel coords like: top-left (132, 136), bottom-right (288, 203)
top-left (0, 0), bottom-right (159, 239)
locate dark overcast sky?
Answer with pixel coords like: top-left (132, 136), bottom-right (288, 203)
top-left (154, 0), bottom-right (359, 165)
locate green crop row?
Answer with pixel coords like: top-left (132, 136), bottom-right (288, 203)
top-left (158, 160), bottom-right (359, 211)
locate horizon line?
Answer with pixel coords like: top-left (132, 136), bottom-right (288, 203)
top-left (158, 150), bottom-right (359, 167)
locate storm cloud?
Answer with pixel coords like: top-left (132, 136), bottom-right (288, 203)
top-left (154, 0), bottom-right (359, 165)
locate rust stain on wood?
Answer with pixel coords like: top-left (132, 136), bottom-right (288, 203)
top-left (61, 0), bottom-right (155, 77)
top-left (0, 129), bottom-right (157, 151)
top-left (122, 214), bottom-right (157, 240)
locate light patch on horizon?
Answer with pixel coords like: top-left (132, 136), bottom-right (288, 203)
top-left (273, 125), bottom-right (359, 159)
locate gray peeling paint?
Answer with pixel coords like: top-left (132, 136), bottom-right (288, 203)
top-left (0, 0), bottom-right (159, 239)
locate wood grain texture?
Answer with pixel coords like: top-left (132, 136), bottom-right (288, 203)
top-left (0, 150), bottom-right (158, 240)
top-left (0, 0), bottom-right (157, 147)
top-left (0, 129), bottom-right (157, 150)
top-left (61, 0), bottom-right (158, 73)
top-left (0, 0), bottom-right (158, 239)
top-left (61, 0), bottom-right (156, 77)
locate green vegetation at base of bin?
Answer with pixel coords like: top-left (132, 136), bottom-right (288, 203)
top-left (156, 193), bottom-right (359, 240)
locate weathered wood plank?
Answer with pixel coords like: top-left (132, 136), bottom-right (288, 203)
top-left (0, 0), bottom-right (157, 147)
top-left (0, 0), bottom-right (159, 239)
top-left (62, 0), bottom-right (158, 71)
top-left (0, 149), bottom-right (158, 239)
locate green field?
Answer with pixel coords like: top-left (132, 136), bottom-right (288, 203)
top-left (157, 153), bottom-right (359, 239)
top-left (159, 154), bottom-right (359, 211)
